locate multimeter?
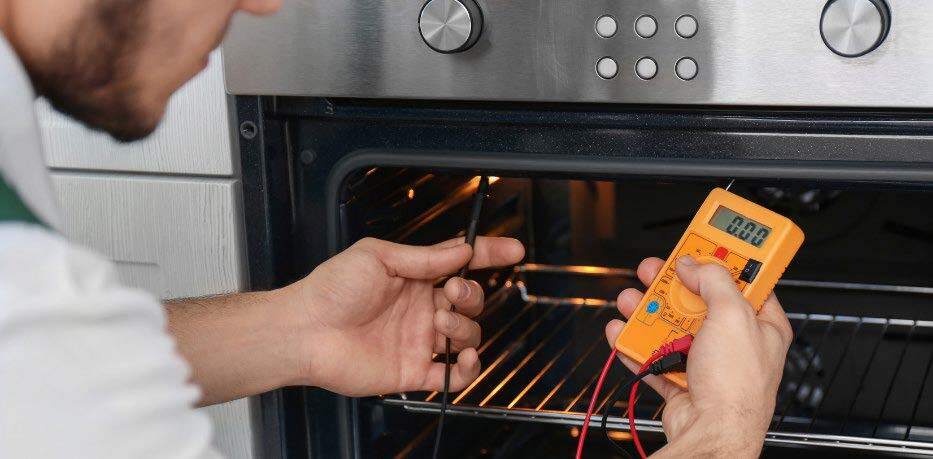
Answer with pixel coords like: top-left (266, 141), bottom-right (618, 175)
top-left (614, 187), bottom-right (804, 388)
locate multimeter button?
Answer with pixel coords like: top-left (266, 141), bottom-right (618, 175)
top-left (739, 259), bottom-right (763, 283)
top-left (638, 295), bottom-right (663, 325)
top-left (713, 246), bottom-right (728, 260)
top-left (725, 252), bottom-right (748, 277)
top-left (647, 300), bottom-right (661, 313)
top-left (683, 233), bottom-right (717, 259)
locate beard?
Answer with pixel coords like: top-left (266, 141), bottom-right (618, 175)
top-left (29, 0), bottom-right (157, 143)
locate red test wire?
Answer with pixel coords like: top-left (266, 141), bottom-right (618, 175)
top-left (575, 348), bottom-right (618, 459)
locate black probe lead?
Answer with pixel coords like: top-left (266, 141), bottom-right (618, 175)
top-left (432, 175), bottom-right (490, 459)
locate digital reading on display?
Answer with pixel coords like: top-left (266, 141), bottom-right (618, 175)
top-left (709, 206), bottom-right (771, 247)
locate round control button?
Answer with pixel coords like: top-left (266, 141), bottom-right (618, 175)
top-left (596, 57), bottom-right (619, 79)
top-left (634, 15), bottom-right (658, 38)
top-left (821, 0), bottom-right (890, 57)
top-left (676, 57), bottom-right (698, 80)
top-left (635, 57), bottom-right (657, 80)
top-left (595, 15), bottom-right (618, 38)
top-left (647, 301), bottom-right (661, 314)
top-left (419, 0), bottom-right (484, 53)
top-left (675, 15), bottom-right (698, 38)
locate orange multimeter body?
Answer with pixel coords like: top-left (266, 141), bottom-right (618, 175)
top-left (614, 188), bottom-right (804, 388)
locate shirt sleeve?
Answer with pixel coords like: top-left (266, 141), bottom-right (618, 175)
top-left (0, 224), bottom-right (221, 459)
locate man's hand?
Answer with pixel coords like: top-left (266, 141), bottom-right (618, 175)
top-left (281, 236), bottom-right (525, 397)
top-left (605, 255), bottom-right (793, 458)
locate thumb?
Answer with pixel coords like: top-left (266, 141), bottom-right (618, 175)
top-left (358, 238), bottom-right (472, 279)
top-left (674, 255), bottom-right (747, 317)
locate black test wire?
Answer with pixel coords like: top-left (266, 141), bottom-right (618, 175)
top-left (432, 175), bottom-right (490, 459)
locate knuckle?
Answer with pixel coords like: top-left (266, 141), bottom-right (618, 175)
top-left (355, 237), bottom-right (379, 248)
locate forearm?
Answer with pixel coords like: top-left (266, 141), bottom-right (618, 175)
top-left (165, 290), bottom-right (308, 406)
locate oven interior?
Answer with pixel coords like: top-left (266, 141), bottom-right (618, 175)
top-left (325, 167), bottom-right (933, 458)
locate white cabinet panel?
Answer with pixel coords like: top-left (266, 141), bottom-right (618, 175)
top-left (203, 398), bottom-right (255, 459)
top-left (50, 173), bottom-right (245, 299)
top-left (38, 52), bottom-right (235, 176)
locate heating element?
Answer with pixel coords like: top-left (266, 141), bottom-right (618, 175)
top-left (384, 264), bottom-right (933, 456)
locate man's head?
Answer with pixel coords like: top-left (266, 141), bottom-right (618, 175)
top-left (3, 0), bottom-right (281, 142)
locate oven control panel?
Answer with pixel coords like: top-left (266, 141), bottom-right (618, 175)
top-left (615, 188), bottom-right (804, 388)
top-left (223, 0), bottom-right (933, 108)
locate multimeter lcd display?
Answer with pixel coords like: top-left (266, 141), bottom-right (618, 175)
top-left (709, 206), bottom-right (772, 247)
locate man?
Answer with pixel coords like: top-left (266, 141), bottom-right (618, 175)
top-left (0, 1), bottom-right (792, 457)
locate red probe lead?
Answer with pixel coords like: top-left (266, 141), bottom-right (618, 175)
top-left (575, 335), bottom-right (693, 459)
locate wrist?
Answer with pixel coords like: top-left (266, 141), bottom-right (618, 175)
top-left (656, 412), bottom-right (765, 458)
top-left (270, 283), bottom-right (326, 389)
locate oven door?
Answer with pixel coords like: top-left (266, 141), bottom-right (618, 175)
top-left (234, 96), bottom-right (933, 458)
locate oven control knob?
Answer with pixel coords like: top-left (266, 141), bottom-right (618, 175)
top-left (820, 0), bottom-right (890, 57)
top-left (419, 0), bottom-right (483, 53)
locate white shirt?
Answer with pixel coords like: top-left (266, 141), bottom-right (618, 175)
top-left (0, 35), bottom-right (219, 458)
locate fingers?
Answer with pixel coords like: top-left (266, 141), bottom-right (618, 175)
top-left (616, 289), bottom-right (643, 319)
top-left (606, 318), bottom-right (626, 343)
top-left (756, 293), bottom-right (794, 347)
top-left (674, 255), bottom-right (748, 319)
top-left (435, 236), bottom-right (525, 270)
top-left (615, 258), bottom-right (665, 318)
top-left (422, 348), bottom-right (481, 392)
top-left (358, 236), bottom-right (525, 280)
top-left (357, 238), bottom-right (473, 279)
top-left (604, 320), bottom-right (685, 401)
top-left (439, 277), bottom-right (484, 318)
top-left (434, 309), bottom-right (481, 351)
top-left (636, 257), bottom-right (665, 287)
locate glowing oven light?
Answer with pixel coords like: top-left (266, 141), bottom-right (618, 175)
top-left (407, 188), bottom-right (415, 200)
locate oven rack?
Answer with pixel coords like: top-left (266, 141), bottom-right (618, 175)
top-left (383, 264), bottom-right (933, 456)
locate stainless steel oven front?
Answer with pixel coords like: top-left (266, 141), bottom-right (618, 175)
top-left (225, 0), bottom-right (933, 108)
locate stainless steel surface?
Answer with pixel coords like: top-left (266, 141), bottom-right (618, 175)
top-left (223, 0), bottom-right (933, 107)
top-left (418, 0), bottom-right (480, 53)
top-left (821, 0), bottom-right (888, 57)
top-left (381, 264), bottom-right (933, 455)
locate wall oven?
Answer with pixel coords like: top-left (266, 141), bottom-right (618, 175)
top-left (224, 0), bottom-right (933, 457)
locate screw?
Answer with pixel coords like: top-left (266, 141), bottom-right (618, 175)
top-left (300, 149), bottom-right (317, 165)
top-left (240, 121), bottom-right (258, 140)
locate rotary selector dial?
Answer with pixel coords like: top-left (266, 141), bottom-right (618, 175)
top-left (669, 256), bottom-right (724, 316)
top-left (820, 0), bottom-right (891, 57)
top-left (419, 0), bottom-right (484, 53)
